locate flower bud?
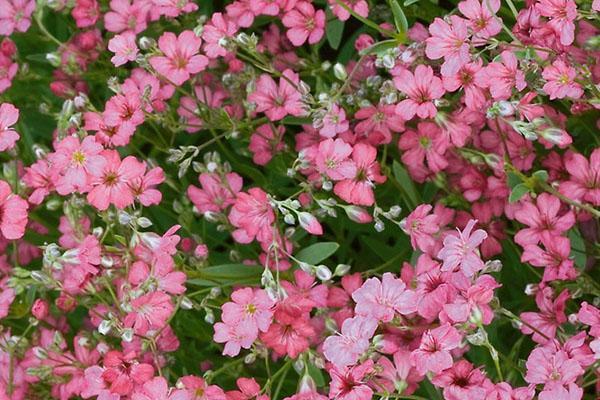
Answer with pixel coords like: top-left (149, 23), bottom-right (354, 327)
top-left (334, 264), bottom-right (351, 276)
top-left (31, 299), bottom-right (49, 320)
top-left (315, 265), bottom-right (332, 281)
top-left (333, 63), bottom-right (347, 80)
top-left (298, 212), bottom-right (323, 235)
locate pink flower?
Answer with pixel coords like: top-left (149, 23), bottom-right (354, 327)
top-left (0, 103), bottom-right (19, 151)
top-left (260, 307), bottom-right (315, 358)
top-left (431, 360), bottom-right (487, 400)
top-left (249, 124), bottom-right (285, 165)
top-left (319, 104), bottom-right (349, 138)
top-left (538, 384), bottom-right (583, 400)
top-left (401, 204), bottom-right (440, 254)
top-left (475, 50), bottom-right (526, 100)
top-left (425, 16), bottom-right (471, 76)
top-left (437, 219), bottom-right (487, 277)
top-left (149, 31), bottom-right (208, 86)
top-left (221, 288), bottom-right (275, 334)
top-left (129, 166), bottom-right (165, 207)
top-left (132, 377), bottom-right (188, 400)
top-left (282, 2), bottom-right (326, 46)
top-left (0, 180), bottom-right (28, 240)
top-left (0, 0), bottom-right (36, 35)
top-left (101, 351), bottom-right (154, 396)
top-left (87, 150), bottom-right (145, 210)
top-left (124, 291), bottom-right (174, 335)
top-left (0, 285), bottom-right (14, 319)
top-left (410, 323), bottom-right (462, 375)
top-left (354, 104), bottom-right (404, 145)
top-left (442, 60), bottom-right (487, 110)
top-left (228, 188), bottom-right (275, 244)
top-left (398, 122), bottom-right (450, 174)
top-left (458, 0), bottom-right (501, 43)
top-left (394, 65), bottom-right (445, 120)
top-left (520, 288), bottom-right (569, 343)
top-left (104, 0), bottom-right (148, 34)
top-left (202, 12), bottom-right (238, 58)
top-left (213, 320), bottom-right (257, 356)
top-left (108, 32), bottom-right (139, 66)
top-left (522, 236), bottom-right (576, 282)
top-left (315, 138), bottom-right (356, 181)
top-left (352, 273), bottom-right (417, 322)
top-left (187, 172), bottom-right (243, 214)
top-left (323, 316), bottom-right (378, 368)
top-left (248, 69), bottom-right (305, 121)
top-left (525, 346), bottom-right (584, 388)
top-left (328, 0), bottom-right (369, 21)
top-left (328, 361), bottom-right (374, 400)
top-left (513, 193), bottom-right (575, 246)
top-left (542, 59), bottom-right (583, 99)
top-left (334, 143), bottom-right (386, 206)
top-left (536, 0), bottom-right (577, 46)
top-left (560, 149), bottom-right (600, 206)
top-left (72, 0), bottom-right (100, 28)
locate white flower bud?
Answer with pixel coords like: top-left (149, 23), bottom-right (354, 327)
top-left (333, 63), bottom-right (348, 80)
top-left (315, 265), bottom-right (332, 281)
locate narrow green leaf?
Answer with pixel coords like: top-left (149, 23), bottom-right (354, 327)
top-left (295, 242), bottom-right (339, 265)
top-left (359, 39), bottom-right (399, 56)
top-left (188, 264), bottom-right (263, 286)
top-left (326, 18), bottom-right (345, 50)
top-left (388, 0), bottom-right (409, 33)
top-left (392, 160), bottom-right (420, 208)
top-left (404, 0), bottom-right (420, 5)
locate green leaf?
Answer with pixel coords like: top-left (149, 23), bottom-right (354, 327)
top-left (393, 160), bottom-right (420, 208)
top-left (568, 229), bottom-right (587, 269)
top-left (532, 170), bottom-right (549, 182)
top-left (388, 0), bottom-right (409, 33)
top-left (187, 264), bottom-right (263, 286)
top-left (509, 183), bottom-right (529, 203)
top-left (404, 0), bottom-right (420, 5)
top-left (281, 116), bottom-right (313, 125)
top-left (359, 39), bottom-right (399, 56)
top-left (507, 172), bottom-right (523, 189)
top-left (326, 18), bottom-right (345, 50)
top-left (307, 363), bottom-right (326, 387)
top-left (295, 242), bottom-right (339, 265)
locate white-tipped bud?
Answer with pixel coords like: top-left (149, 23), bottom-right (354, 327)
top-left (333, 63), bottom-right (348, 80)
top-left (315, 265), bottom-right (332, 281)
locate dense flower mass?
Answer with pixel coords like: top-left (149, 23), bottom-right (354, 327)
top-left (0, 0), bottom-right (599, 399)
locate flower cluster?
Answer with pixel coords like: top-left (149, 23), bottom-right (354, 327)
top-left (0, 0), bottom-right (599, 399)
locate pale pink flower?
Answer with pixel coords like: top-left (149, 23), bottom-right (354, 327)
top-left (401, 205), bottom-right (440, 254)
top-left (104, 0), bottom-right (149, 34)
top-left (354, 104), bottom-right (404, 145)
top-left (282, 2), bottom-right (326, 46)
top-left (398, 122), bottom-right (450, 174)
top-left (0, 103), bottom-right (19, 151)
top-left (438, 219), bottom-right (487, 277)
top-left (108, 32), bottom-right (139, 66)
top-left (410, 323), bottom-right (462, 375)
top-left (132, 377), bottom-right (188, 400)
top-left (178, 376), bottom-right (226, 400)
top-left (248, 69), bottom-right (305, 121)
top-left (328, 361), bottom-right (374, 400)
top-left (394, 65), bottom-right (445, 120)
top-left (319, 104), bottom-right (349, 138)
top-left (352, 272), bottom-right (417, 322)
top-left (525, 346), bottom-right (584, 388)
top-left (323, 316), bottom-right (378, 368)
top-left (202, 12), bottom-right (238, 58)
top-left (538, 383), bottom-right (583, 400)
top-left (129, 166), bottom-right (165, 207)
top-left (187, 172), bottom-right (243, 214)
top-left (315, 138), bottom-right (356, 181)
top-left (425, 16), bottom-right (471, 76)
top-left (150, 31), bottom-right (208, 86)
top-left (124, 291), bottom-right (174, 335)
top-left (560, 149), bottom-right (600, 205)
top-left (442, 60), bottom-right (487, 110)
top-left (0, 284), bottom-right (14, 319)
top-left (513, 193), bottom-right (575, 246)
top-left (0, 0), bottom-right (36, 35)
top-left (221, 288), bottom-right (275, 335)
top-left (225, 0), bottom-right (256, 28)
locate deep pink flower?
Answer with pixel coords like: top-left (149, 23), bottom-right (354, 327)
top-left (328, 361), bottom-right (374, 400)
top-left (401, 204), bottom-right (440, 254)
top-left (536, 0), bottom-right (577, 45)
top-left (315, 138), bottom-right (356, 181)
top-left (228, 188), bottom-right (275, 244)
top-left (442, 60), bottom-right (487, 110)
top-left (124, 291), bottom-right (174, 335)
top-left (282, 2), bottom-right (326, 46)
top-left (249, 124), bottom-right (285, 165)
top-left (458, 0), bottom-right (501, 42)
top-left (72, 0), bottom-right (100, 27)
top-left (513, 193), bottom-right (575, 246)
top-left (394, 65), bottom-right (445, 120)
top-left (354, 104), bottom-right (404, 145)
top-left (101, 351), bottom-right (154, 396)
top-left (328, 0), bottom-right (369, 21)
top-left (431, 360), bottom-right (487, 400)
top-left (150, 31), bottom-right (208, 86)
top-left (560, 149), bottom-right (600, 205)
top-left (398, 122), bottom-right (450, 174)
top-left (542, 59), bottom-right (583, 100)
top-left (333, 143), bottom-right (386, 206)
top-left (187, 172), bottom-right (243, 214)
top-left (476, 50), bottom-right (526, 100)
top-left (522, 236), bottom-right (576, 282)
top-left (520, 288), bottom-right (569, 343)
top-left (104, 0), bottom-right (149, 34)
top-left (248, 69), bottom-right (305, 121)
top-left (260, 307), bottom-right (315, 358)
